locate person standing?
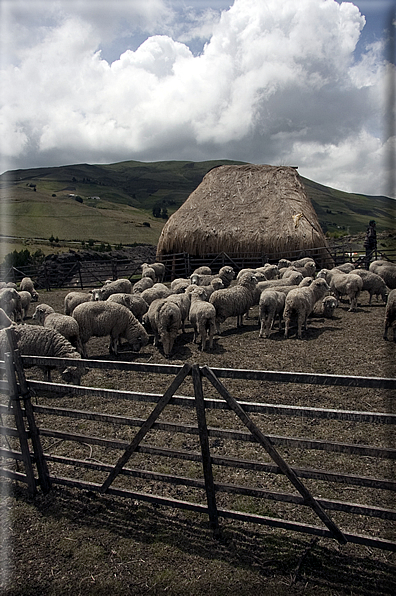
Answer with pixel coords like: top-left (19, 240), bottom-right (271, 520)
top-left (364, 220), bottom-right (377, 268)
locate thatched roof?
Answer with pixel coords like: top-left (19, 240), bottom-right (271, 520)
top-left (156, 164), bottom-right (330, 261)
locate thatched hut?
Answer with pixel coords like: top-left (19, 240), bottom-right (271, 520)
top-left (156, 164), bottom-right (331, 264)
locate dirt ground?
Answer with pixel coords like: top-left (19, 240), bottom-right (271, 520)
top-left (1, 285), bottom-right (395, 595)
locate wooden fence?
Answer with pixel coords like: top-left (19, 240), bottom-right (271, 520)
top-left (0, 328), bottom-right (395, 550)
top-left (2, 246), bottom-right (395, 290)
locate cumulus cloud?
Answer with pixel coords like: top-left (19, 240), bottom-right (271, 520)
top-left (0, 0), bottom-right (394, 197)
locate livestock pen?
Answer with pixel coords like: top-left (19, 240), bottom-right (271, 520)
top-left (1, 326), bottom-right (395, 554)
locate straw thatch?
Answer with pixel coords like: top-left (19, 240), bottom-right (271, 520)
top-left (156, 164), bottom-right (330, 261)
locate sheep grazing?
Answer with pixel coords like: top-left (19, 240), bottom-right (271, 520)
top-left (18, 290), bottom-right (33, 321)
top-left (165, 292), bottom-right (191, 333)
top-left (90, 278), bottom-right (132, 301)
top-left (0, 325), bottom-right (85, 384)
top-left (383, 289), bottom-right (396, 341)
top-left (19, 276), bottom-right (39, 301)
top-left (209, 271), bottom-right (258, 332)
top-left (189, 287), bottom-right (216, 350)
top-left (369, 261), bottom-right (396, 290)
top-left (132, 277), bottom-right (154, 293)
top-left (107, 293), bottom-right (148, 321)
top-left (143, 298), bottom-right (182, 357)
top-left (190, 266), bottom-right (235, 288)
top-left (258, 290), bottom-right (286, 338)
top-left (284, 277), bottom-right (330, 339)
top-left (317, 269), bottom-right (363, 312)
top-left (72, 301), bottom-right (149, 358)
top-left (0, 288), bottom-right (23, 323)
top-left (33, 304), bottom-right (83, 354)
top-left (141, 283), bottom-right (172, 305)
top-left (64, 291), bottom-right (93, 316)
top-left (311, 296), bottom-right (338, 318)
top-left (351, 270), bottom-right (389, 304)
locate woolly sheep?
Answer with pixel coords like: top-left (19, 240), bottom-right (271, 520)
top-left (383, 289), bottom-right (396, 341)
top-left (282, 261), bottom-right (316, 279)
top-left (186, 278), bottom-right (224, 300)
top-left (317, 268), bottom-right (363, 311)
top-left (90, 278), bottom-right (132, 301)
top-left (0, 307), bottom-right (13, 329)
top-left (192, 266), bottom-right (212, 275)
top-left (236, 268), bottom-right (267, 282)
top-left (0, 325), bottom-right (85, 384)
top-left (190, 266), bottom-right (235, 288)
top-left (6, 282), bottom-right (18, 289)
top-left (141, 283), bottom-right (172, 305)
top-left (165, 292), bottom-right (191, 333)
top-left (18, 291), bottom-right (32, 321)
top-left (256, 271), bottom-right (304, 292)
top-left (145, 262), bottom-right (166, 283)
top-left (311, 296), bottom-right (338, 318)
top-left (33, 304), bottom-right (83, 354)
top-left (141, 263), bottom-right (156, 282)
top-left (369, 262), bottom-right (396, 290)
top-left (209, 271), bottom-right (258, 332)
top-left (278, 259), bottom-right (292, 269)
top-left (336, 263), bottom-right (356, 273)
top-left (64, 291), bottom-right (92, 316)
top-left (132, 277), bottom-right (154, 293)
top-left (72, 301), bottom-right (149, 358)
top-left (258, 290), bottom-right (286, 338)
top-left (143, 298), bottom-right (182, 357)
top-left (284, 278), bottom-right (330, 339)
top-left (0, 288), bottom-right (23, 323)
top-left (189, 287), bottom-right (216, 350)
top-left (170, 278), bottom-right (191, 294)
top-left (351, 270), bottom-right (389, 304)
top-left (19, 276), bottom-right (39, 301)
top-left (256, 264), bottom-right (279, 280)
top-left (107, 292), bottom-right (148, 321)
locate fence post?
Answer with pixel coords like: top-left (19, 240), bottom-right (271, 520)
top-left (5, 328), bottom-right (51, 493)
top-left (192, 364), bottom-right (219, 534)
top-left (4, 353), bottom-right (37, 497)
top-left (78, 262), bottom-right (83, 290)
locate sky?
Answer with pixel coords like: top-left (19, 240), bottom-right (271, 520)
top-left (0, 0), bottom-right (395, 198)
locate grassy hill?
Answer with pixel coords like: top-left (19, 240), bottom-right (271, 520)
top-left (0, 159), bottom-right (395, 257)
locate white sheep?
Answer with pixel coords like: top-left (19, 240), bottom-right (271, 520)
top-left (383, 288), bottom-right (396, 341)
top-left (189, 287), bottom-right (216, 350)
top-left (154, 300), bottom-right (182, 358)
top-left (336, 263), bottom-right (356, 273)
top-left (186, 278), bottom-right (224, 300)
top-left (209, 271), bottom-right (258, 332)
top-left (192, 266), bottom-right (212, 275)
top-left (278, 259), bottom-right (292, 269)
top-left (107, 293), bottom-right (148, 321)
top-left (147, 262), bottom-right (166, 282)
top-left (141, 263), bottom-right (157, 282)
top-left (311, 296), bottom-right (338, 318)
top-left (236, 268), bottom-right (267, 282)
top-left (170, 278), bottom-right (191, 294)
top-left (64, 291), bottom-right (93, 316)
top-left (351, 270), bottom-right (389, 304)
top-left (90, 278), bottom-right (132, 301)
top-left (0, 288), bottom-right (23, 322)
top-left (256, 264), bottom-right (279, 280)
top-left (284, 277), bottom-right (330, 339)
top-left (165, 292), bottom-right (191, 333)
top-left (190, 266), bottom-right (235, 288)
top-left (369, 262), bottom-right (396, 290)
top-left (0, 325), bottom-right (85, 384)
top-left (72, 301), bottom-right (149, 358)
top-left (141, 283), bottom-right (172, 305)
top-left (18, 290), bottom-right (32, 321)
top-left (282, 261), bottom-right (316, 279)
top-left (19, 277), bottom-right (39, 301)
top-left (132, 277), bottom-right (154, 293)
top-left (258, 290), bottom-right (286, 338)
top-left (317, 269), bottom-right (363, 312)
top-left (33, 304), bottom-right (83, 354)
top-left (256, 271), bottom-right (304, 292)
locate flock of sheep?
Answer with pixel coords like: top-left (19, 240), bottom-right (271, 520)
top-left (0, 256), bottom-right (395, 384)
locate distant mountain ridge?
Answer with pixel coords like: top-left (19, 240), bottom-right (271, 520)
top-left (1, 160), bottom-right (394, 245)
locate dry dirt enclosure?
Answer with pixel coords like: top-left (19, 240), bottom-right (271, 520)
top-left (1, 286), bottom-right (396, 595)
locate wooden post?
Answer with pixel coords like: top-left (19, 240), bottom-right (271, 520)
top-left (5, 328), bottom-right (51, 493)
top-left (192, 365), bottom-right (219, 534)
top-left (4, 353), bottom-right (37, 497)
top-left (100, 363), bottom-right (192, 493)
top-left (201, 365), bottom-right (347, 545)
